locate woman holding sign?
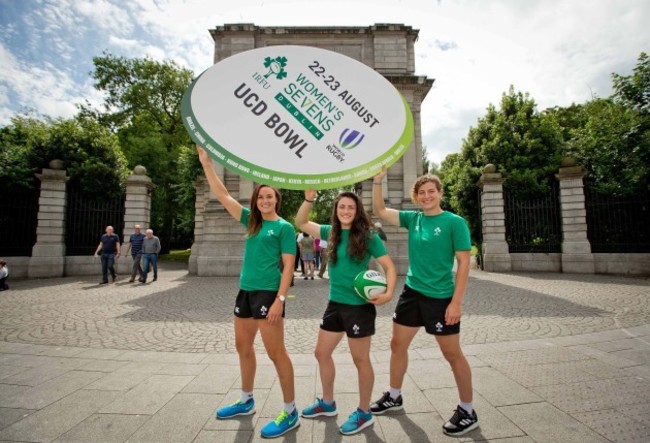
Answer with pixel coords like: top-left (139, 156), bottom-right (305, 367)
top-left (198, 147), bottom-right (300, 439)
top-left (295, 189), bottom-right (397, 436)
top-left (371, 168), bottom-right (478, 436)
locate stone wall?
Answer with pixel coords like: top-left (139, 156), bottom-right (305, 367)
top-left (478, 162), bottom-right (650, 276)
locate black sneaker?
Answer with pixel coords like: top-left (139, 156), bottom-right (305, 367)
top-left (442, 406), bottom-right (478, 436)
top-left (370, 391), bottom-right (403, 415)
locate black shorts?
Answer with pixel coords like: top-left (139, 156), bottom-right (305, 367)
top-left (234, 289), bottom-right (284, 319)
top-left (393, 285), bottom-right (460, 335)
top-left (320, 301), bottom-right (376, 338)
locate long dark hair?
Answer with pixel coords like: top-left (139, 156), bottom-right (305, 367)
top-left (328, 192), bottom-right (372, 264)
top-left (247, 184), bottom-right (281, 237)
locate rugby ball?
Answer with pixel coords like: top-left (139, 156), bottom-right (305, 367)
top-left (353, 270), bottom-right (387, 301)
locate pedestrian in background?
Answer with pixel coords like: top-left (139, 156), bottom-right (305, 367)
top-left (140, 229), bottom-right (161, 283)
top-left (94, 226), bottom-right (120, 284)
top-left (124, 224), bottom-right (145, 283)
top-left (0, 260), bottom-right (9, 290)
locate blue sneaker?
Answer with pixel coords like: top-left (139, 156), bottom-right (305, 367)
top-left (339, 408), bottom-right (374, 435)
top-left (301, 398), bottom-right (337, 418)
top-left (260, 408), bottom-right (300, 438)
top-left (216, 398), bottom-right (255, 419)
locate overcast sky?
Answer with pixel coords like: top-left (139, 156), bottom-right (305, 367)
top-left (1, 0), bottom-right (648, 165)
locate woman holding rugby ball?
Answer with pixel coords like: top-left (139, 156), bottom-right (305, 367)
top-left (371, 167), bottom-right (478, 436)
top-left (295, 189), bottom-right (397, 435)
top-left (198, 146), bottom-right (299, 439)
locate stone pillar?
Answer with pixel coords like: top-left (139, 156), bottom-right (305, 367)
top-left (556, 158), bottom-right (594, 273)
top-left (192, 157), bottom-right (247, 277)
top-left (119, 166), bottom-right (153, 275)
top-left (28, 160), bottom-right (69, 278)
top-left (477, 165), bottom-right (512, 272)
top-left (188, 176), bottom-right (208, 275)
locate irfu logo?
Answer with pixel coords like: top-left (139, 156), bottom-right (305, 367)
top-left (263, 56), bottom-right (288, 79)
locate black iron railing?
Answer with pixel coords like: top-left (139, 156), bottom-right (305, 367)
top-left (65, 184), bottom-right (125, 256)
top-left (0, 186), bottom-right (39, 256)
top-left (585, 182), bottom-right (650, 253)
top-left (504, 183), bottom-right (562, 253)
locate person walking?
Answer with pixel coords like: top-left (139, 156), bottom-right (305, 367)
top-left (94, 226), bottom-right (120, 284)
top-left (140, 229), bottom-right (161, 283)
top-left (0, 260), bottom-right (9, 290)
top-left (317, 238), bottom-right (329, 278)
top-left (299, 232), bottom-right (316, 280)
top-left (123, 224), bottom-right (145, 282)
top-left (296, 189), bottom-right (397, 435)
top-left (371, 168), bottom-right (478, 436)
top-left (198, 146), bottom-right (300, 439)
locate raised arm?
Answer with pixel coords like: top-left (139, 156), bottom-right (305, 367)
top-left (372, 167), bottom-right (400, 226)
top-left (197, 146), bottom-right (243, 221)
top-left (295, 189), bottom-right (322, 239)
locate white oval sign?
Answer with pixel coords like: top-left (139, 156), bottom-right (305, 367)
top-left (183, 45), bottom-right (413, 189)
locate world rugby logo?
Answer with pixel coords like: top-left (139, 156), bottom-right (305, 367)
top-left (338, 129), bottom-right (365, 150)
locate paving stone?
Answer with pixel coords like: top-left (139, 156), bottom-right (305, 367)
top-left (532, 377), bottom-right (650, 413)
top-left (569, 344), bottom-right (640, 368)
top-left (77, 359), bottom-right (129, 373)
top-left (498, 402), bottom-right (611, 443)
top-left (182, 365), bottom-right (241, 394)
top-left (53, 413), bottom-right (149, 443)
top-left (376, 411), bottom-right (458, 443)
top-left (572, 408), bottom-right (650, 443)
top-left (99, 375), bottom-right (194, 415)
top-left (615, 402), bottom-right (650, 426)
top-left (0, 389), bottom-right (120, 442)
top-left (126, 393), bottom-right (220, 442)
top-left (155, 363), bottom-right (208, 376)
top-left (423, 387), bottom-right (525, 440)
top-left (85, 369), bottom-right (156, 391)
top-left (1, 365), bottom-right (71, 387)
top-left (193, 429), bottom-right (254, 442)
top-left (0, 408), bottom-right (33, 430)
top-left (472, 367), bottom-right (542, 406)
top-left (0, 365), bottom-right (26, 381)
top-left (611, 349), bottom-right (650, 365)
top-left (0, 370), bottom-right (104, 409)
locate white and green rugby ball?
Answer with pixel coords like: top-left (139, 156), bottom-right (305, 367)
top-left (353, 270), bottom-right (387, 301)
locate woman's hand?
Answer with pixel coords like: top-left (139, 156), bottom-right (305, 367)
top-left (445, 301), bottom-right (462, 325)
top-left (267, 298), bottom-right (284, 324)
top-left (373, 166), bottom-right (387, 183)
top-left (197, 145), bottom-right (212, 166)
top-left (368, 292), bottom-right (392, 306)
top-left (305, 189), bottom-right (317, 202)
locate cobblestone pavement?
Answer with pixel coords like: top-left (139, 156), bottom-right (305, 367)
top-left (1, 262), bottom-right (649, 442)
top-left (1, 262), bottom-right (648, 354)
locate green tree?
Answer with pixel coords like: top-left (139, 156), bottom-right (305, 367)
top-left (439, 86), bottom-right (564, 243)
top-left (0, 116), bottom-right (128, 197)
top-left (81, 53), bottom-right (195, 251)
top-left (612, 52), bottom-right (650, 114)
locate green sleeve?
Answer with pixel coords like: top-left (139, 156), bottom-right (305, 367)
top-left (320, 225), bottom-right (331, 240)
top-left (369, 232), bottom-right (387, 258)
top-left (452, 216), bottom-right (472, 251)
top-left (239, 207), bottom-right (250, 228)
top-left (399, 210), bottom-right (417, 229)
top-left (280, 222), bottom-right (297, 255)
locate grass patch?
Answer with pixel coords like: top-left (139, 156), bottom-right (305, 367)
top-left (159, 249), bottom-right (191, 263)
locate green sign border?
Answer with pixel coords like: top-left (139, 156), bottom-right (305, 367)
top-left (182, 72), bottom-right (414, 190)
